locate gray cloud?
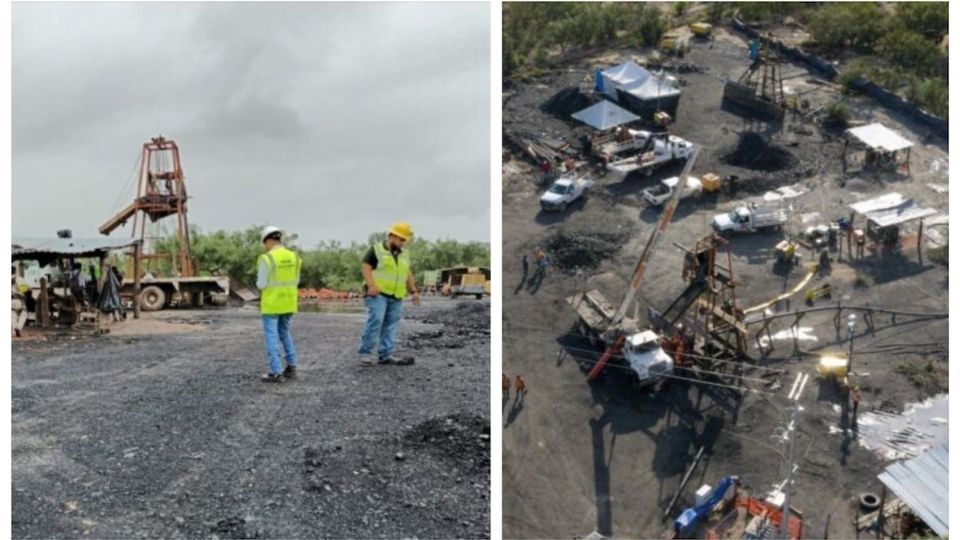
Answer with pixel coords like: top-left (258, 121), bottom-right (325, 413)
top-left (13, 2), bottom-right (490, 247)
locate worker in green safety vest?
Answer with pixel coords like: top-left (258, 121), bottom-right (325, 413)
top-left (358, 222), bottom-right (420, 366)
top-left (257, 226), bottom-right (302, 382)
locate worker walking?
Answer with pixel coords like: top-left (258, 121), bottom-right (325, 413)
top-left (257, 226), bottom-right (302, 383)
top-left (515, 375), bottom-right (526, 403)
top-left (502, 373), bottom-right (511, 400)
top-left (358, 222), bottom-right (421, 366)
top-left (850, 386), bottom-right (862, 416)
top-left (522, 254), bottom-right (529, 278)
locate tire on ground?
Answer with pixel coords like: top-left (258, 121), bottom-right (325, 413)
top-left (140, 285), bottom-right (167, 311)
top-left (859, 492), bottom-right (881, 512)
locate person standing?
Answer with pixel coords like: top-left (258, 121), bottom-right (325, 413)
top-left (358, 222), bottom-right (421, 366)
top-left (11, 270), bottom-right (28, 338)
top-left (515, 375), bottom-right (526, 403)
top-left (522, 254), bottom-right (529, 278)
top-left (257, 226), bottom-right (302, 383)
top-left (502, 372), bottom-right (511, 400)
top-left (850, 386), bottom-right (862, 416)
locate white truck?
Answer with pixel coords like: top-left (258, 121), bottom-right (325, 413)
top-left (643, 175), bottom-right (702, 206)
top-left (540, 175), bottom-right (594, 211)
top-left (569, 290), bottom-right (674, 386)
top-left (712, 202), bottom-right (789, 234)
top-left (597, 130), bottom-right (696, 178)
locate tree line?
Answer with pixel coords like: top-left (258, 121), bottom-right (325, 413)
top-left (503, 2), bottom-right (947, 118)
top-left (152, 226), bottom-right (490, 291)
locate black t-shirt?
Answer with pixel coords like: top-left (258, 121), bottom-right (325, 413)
top-left (363, 243), bottom-right (403, 298)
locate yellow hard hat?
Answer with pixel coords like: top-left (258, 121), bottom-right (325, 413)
top-left (388, 222), bottom-right (413, 241)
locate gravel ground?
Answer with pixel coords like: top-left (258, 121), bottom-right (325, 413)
top-left (12, 298), bottom-right (490, 539)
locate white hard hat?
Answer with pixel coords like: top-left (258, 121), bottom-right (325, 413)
top-left (261, 226), bottom-right (282, 242)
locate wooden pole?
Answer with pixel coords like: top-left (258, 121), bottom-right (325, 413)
top-left (133, 243), bottom-right (142, 319)
top-left (38, 277), bottom-right (50, 327)
top-left (917, 220), bottom-right (924, 265)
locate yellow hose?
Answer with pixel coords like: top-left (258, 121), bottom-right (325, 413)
top-left (744, 264), bottom-right (818, 314)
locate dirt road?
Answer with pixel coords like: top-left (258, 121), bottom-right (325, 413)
top-left (13, 298), bottom-right (490, 539)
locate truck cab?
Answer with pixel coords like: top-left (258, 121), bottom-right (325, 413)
top-left (642, 175), bottom-right (702, 206)
top-left (623, 330), bottom-right (673, 385)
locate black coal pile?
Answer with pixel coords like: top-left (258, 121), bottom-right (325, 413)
top-left (402, 413), bottom-right (490, 474)
top-left (541, 87), bottom-right (592, 117)
top-left (545, 227), bottom-right (630, 271)
top-left (720, 132), bottom-right (798, 171)
top-left (409, 302), bottom-right (490, 349)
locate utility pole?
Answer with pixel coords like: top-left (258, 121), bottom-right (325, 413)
top-left (779, 372), bottom-right (808, 540)
top-left (846, 314), bottom-right (856, 374)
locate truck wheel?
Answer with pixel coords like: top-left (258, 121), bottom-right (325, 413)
top-left (140, 286), bottom-right (167, 311)
top-left (559, 202), bottom-right (568, 212)
top-left (209, 293), bottom-right (229, 306)
top-left (644, 167), bottom-right (654, 177)
top-left (475, 294), bottom-right (482, 300)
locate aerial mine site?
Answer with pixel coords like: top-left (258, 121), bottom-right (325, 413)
top-left (502, 5), bottom-right (948, 539)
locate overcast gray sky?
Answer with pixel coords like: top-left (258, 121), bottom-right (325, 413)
top-left (13, 2), bottom-right (490, 247)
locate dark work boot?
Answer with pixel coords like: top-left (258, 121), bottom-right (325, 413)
top-left (283, 366), bottom-right (298, 379)
top-left (261, 373), bottom-right (285, 383)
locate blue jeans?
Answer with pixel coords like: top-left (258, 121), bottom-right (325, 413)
top-left (358, 294), bottom-right (404, 361)
top-left (262, 314), bottom-right (297, 375)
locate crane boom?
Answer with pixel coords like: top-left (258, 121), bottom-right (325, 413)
top-left (612, 144), bottom-right (700, 325)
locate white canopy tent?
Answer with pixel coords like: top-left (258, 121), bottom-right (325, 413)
top-left (571, 100), bottom-right (640, 130)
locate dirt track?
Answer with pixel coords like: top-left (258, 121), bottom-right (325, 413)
top-left (502, 27), bottom-right (948, 540)
top-left (12, 298), bottom-right (490, 539)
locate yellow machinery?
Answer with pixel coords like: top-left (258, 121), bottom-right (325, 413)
top-left (775, 239), bottom-right (799, 265)
top-left (689, 22), bottom-right (713, 37)
top-left (816, 353), bottom-right (850, 388)
top-left (701, 173), bottom-right (722, 193)
top-left (654, 111), bottom-right (672, 127)
top-left (805, 283), bottom-right (832, 305)
top-left (440, 266), bottom-right (491, 300)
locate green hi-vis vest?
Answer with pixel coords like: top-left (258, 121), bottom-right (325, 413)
top-left (372, 242), bottom-right (410, 299)
top-left (259, 246), bottom-right (302, 315)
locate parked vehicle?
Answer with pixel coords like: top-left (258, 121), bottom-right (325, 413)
top-left (643, 175), bottom-right (702, 206)
top-left (597, 130), bottom-right (695, 178)
top-left (439, 266), bottom-right (491, 299)
top-left (712, 203), bottom-right (788, 234)
top-left (540, 175), bottom-right (594, 211)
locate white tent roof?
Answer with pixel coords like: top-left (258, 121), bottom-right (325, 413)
top-left (623, 76), bottom-right (681, 100)
top-left (846, 123), bottom-right (914, 152)
top-left (601, 61), bottom-right (650, 87)
top-left (571, 100), bottom-right (640, 130)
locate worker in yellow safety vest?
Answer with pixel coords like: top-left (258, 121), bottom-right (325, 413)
top-left (358, 222), bottom-right (421, 366)
top-left (257, 226), bottom-right (302, 382)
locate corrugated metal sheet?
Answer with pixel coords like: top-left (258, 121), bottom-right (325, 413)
top-left (12, 237), bottom-right (140, 259)
top-left (847, 123), bottom-right (914, 152)
top-left (849, 193), bottom-right (938, 228)
top-left (849, 193), bottom-right (908, 214)
top-left (877, 445), bottom-right (948, 537)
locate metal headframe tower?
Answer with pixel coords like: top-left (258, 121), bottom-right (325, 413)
top-left (100, 136), bottom-right (194, 277)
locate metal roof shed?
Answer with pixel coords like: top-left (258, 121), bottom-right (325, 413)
top-left (13, 236), bottom-right (145, 319)
top-left (846, 193), bottom-right (940, 261)
top-left (844, 123), bottom-right (914, 172)
top-left (876, 445), bottom-right (948, 537)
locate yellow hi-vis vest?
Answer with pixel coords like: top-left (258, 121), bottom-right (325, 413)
top-left (259, 246), bottom-right (302, 314)
top-left (372, 242), bottom-right (410, 299)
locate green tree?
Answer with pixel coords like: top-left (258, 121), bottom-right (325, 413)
top-left (896, 2), bottom-right (948, 41)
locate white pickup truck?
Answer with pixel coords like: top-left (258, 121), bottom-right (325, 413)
top-left (540, 175), bottom-right (594, 211)
top-left (712, 202), bottom-right (789, 234)
top-left (642, 176), bottom-right (702, 206)
top-left (599, 130), bottom-right (696, 178)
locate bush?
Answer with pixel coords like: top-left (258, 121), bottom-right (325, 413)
top-left (825, 102), bottom-right (851, 127)
top-left (807, 3), bottom-right (887, 53)
top-left (637, 8), bottom-right (666, 47)
top-left (896, 2), bottom-right (948, 41)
